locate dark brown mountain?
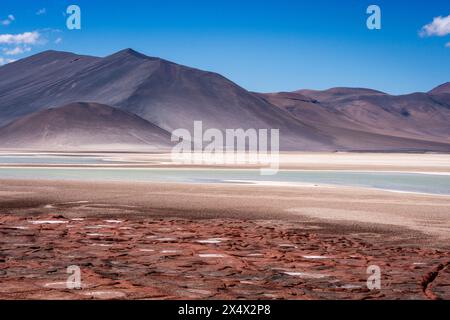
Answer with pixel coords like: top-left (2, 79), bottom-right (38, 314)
top-left (291, 87), bottom-right (450, 144)
top-left (0, 49), bottom-right (449, 151)
top-left (0, 51), bottom-right (99, 125)
top-left (258, 91), bottom-right (450, 152)
top-left (0, 102), bottom-right (172, 151)
top-left (0, 49), bottom-right (335, 151)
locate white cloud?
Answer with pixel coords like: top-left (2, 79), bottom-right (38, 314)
top-left (1, 14), bottom-right (15, 26)
top-left (446, 42), bottom-right (450, 48)
top-left (420, 15), bottom-right (450, 37)
top-left (0, 31), bottom-right (40, 45)
top-left (0, 57), bottom-right (16, 65)
top-left (36, 8), bottom-right (47, 16)
top-left (54, 37), bottom-right (63, 44)
top-left (3, 46), bottom-right (31, 55)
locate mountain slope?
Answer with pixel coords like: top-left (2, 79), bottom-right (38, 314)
top-left (0, 102), bottom-right (172, 150)
top-left (0, 49), bottom-right (335, 151)
top-left (0, 49), bottom-right (449, 151)
top-left (259, 91), bottom-right (450, 152)
top-left (296, 88), bottom-right (450, 144)
top-left (429, 82), bottom-right (450, 95)
top-left (0, 51), bottom-right (99, 125)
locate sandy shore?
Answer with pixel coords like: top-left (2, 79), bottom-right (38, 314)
top-left (1, 152), bottom-right (450, 172)
top-left (1, 179), bottom-right (449, 243)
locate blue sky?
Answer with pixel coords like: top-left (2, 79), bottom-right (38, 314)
top-left (0, 0), bottom-right (449, 94)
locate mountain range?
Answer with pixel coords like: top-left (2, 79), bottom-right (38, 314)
top-left (0, 48), bottom-right (448, 151)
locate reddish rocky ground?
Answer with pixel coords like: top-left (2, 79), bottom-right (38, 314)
top-left (0, 213), bottom-right (448, 300)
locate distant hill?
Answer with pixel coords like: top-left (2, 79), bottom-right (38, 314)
top-left (0, 102), bottom-right (172, 151)
top-left (0, 49), bottom-right (335, 151)
top-left (258, 91), bottom-right (450, 152)
top-left (291, 88), bottom-right (450, 144)
top-left (295, 87), bottom-right (386, 102)
top-left (0, 49), bottom-right (449, 152)
top-left (429, 82), bottom-right (450, 95)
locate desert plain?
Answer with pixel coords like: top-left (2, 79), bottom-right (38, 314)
top-left (0, 152), bottom-right (449, 300)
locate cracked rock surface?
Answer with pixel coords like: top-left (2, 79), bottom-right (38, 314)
top-left (1, 214), bottom-right (448, 300)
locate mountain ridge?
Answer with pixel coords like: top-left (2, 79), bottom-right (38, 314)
top-left (0, 49), bottom-right (449, 152)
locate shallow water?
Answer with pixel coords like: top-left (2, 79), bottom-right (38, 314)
top-left (0, 166), bottom-right (449, 195)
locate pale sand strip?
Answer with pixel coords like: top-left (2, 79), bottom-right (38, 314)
top-left (1, 152), bottom-right (450, 172)
top-left (0, 178), bottom-right (449, 247)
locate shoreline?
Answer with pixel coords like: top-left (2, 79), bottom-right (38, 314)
top-left (1, 165), bottom-right (449, 197)
top-left (1, 151), bottom-right (450, 172)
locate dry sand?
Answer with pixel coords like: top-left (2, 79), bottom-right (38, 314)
top-left (1, 179), bottom-right (449, 244)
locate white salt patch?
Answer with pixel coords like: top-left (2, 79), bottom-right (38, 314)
top-left (86, 233), bottom-right (108, 237)
top-left (284, 271), bottom-right (328, 279)
top-left (302, 255), bottom-right (330, 259)
top-left (338, 284), bottom-right (362, 289)
top-left (139, 249), bottom-right (155, 252)
top-left (29, 220), bottom-right (68, 225)
top-left (44, 205), bottom-right (54, 209)
top-left (12, 226), bottom-right (29, 230)
top-left (197, 238), bottom-right (225, 244)
top-left (226, 180), bottom-right (336, 189)
top-left (91, 243), bottom-right (113, 247)
top-left (71, 218), bottom-right (85, 221)
top-left (104, 220), bottom-right (123, 224)
top-left (279, 244), bottom-right (298, 248)
top-left (161, 250), bottom-right (179, 253)
top-left (85, 225), bottom-right (112, 229)
top-left (186, 289), bottom-right (211, 295)
top-left (43, 282), bottom-right (70, 289)
top-left (199, 254), bottom-right (226, 258)
top-left (413, 262), bottom-right (427, 265)
top-left (247, 253), bottom-right (264, 257)
top-left (155, 238), bottom-right (176, 242)
top-left (81, 291), bottom-right (126, 299)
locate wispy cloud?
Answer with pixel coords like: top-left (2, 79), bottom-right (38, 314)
top-left (0, 31), bottom-right (41, 45)
top-left (36, 8), bottom-right (47, 16)
top-left (446, 42), bottom-right (450, 48)
top-left (0, 57), bottom-right (16, 65)
top-left (0, 14), bottom-right (15, 26)
top-left (419, 15), bottom-right (450, 37)
top-left (54, 37), bottom-right (63, 44)
top-left (3, 46), bottom-right (31, 55)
